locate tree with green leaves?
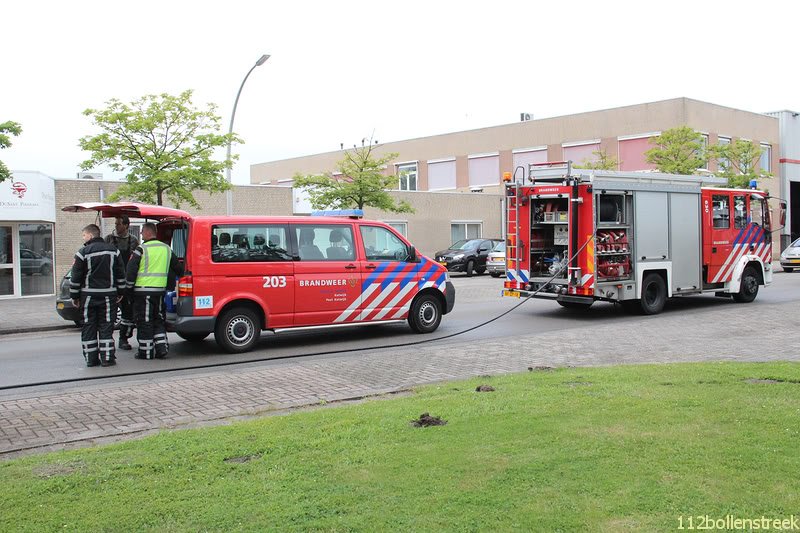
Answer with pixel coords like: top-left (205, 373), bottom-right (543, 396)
top-left (293, 141), bottom-right (414, 213)
top-left (707, 139), bottom-right (770, 189)
top-left (0, 120), bottom-right (23, 183)
top-left (574, 149), bottom-right (620, 170)
top-left (79, 90), bottom-right (239, 207)
top-left (645, 126), bottom-right (707, 175)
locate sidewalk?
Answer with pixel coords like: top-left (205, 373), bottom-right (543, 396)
top-left (0, 295), bottom-right (73, 335)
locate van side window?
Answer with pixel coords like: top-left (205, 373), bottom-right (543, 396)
top-left (294, 225), bottom-right (355, 261)
top-left (212, 225), bottom-right (291, 262)
top-left (712, 195), bottom-right (730, 229)
top-left (360, 225), bottom-right (409, 261)
top-left (171, 228), bottom-right (188, 259)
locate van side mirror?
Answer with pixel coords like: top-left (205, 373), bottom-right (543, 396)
top-left (407, 246), bottom-right (418, 262)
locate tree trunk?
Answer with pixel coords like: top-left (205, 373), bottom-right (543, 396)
top-left (157, 188), bottom-right (163, 206)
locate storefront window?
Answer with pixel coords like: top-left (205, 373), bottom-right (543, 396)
top-left (19, 223), bottom-right (54, 296)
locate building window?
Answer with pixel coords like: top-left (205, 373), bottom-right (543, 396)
top-left (397, 163), bottom-right (417, 191)
top-left (450, 221), bottom-right (482, 243)
top-left (383, 221), bottom-right (407, 237)
top-left (717, 136), bottom-right (731, 173)
top-left (760, 144), bottom-right (772, 173)
top-left (19, 223), bottom-right (54, 296)
top-left (468, 153), bottom-right (500, 187)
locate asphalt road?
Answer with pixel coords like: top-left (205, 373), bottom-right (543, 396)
top-left (2, 272), bottom-right (799, 390)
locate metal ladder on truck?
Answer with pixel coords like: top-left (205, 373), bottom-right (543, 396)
top-left (504, 178), bottom-right (526, 290)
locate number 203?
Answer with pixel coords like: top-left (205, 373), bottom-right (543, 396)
top-left (262, 275), bottom-right (287, 288)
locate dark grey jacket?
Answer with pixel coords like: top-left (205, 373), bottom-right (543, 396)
top-left (70, 237), bottom-right (126, 299)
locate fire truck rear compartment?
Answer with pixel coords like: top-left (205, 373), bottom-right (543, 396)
top-left (529, 197), bottom-right (569, 292)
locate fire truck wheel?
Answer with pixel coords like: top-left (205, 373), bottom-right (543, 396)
top-left (640, 273), bottom-right (667, 315)
top-left (557, 300), bottom-right (593, 310)
top-left (733, 266), bottom-right (759, 303)
top-left (465, 260), bottom-right (475, 277)
top-left (408, 293), bottom-right (442, 333)
top-left (215, 307), bottom-right (260, 353)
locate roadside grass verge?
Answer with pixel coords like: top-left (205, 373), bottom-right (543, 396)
top-left (2, 362), bottom-right (799, 531)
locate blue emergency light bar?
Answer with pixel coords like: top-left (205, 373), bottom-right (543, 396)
top-left (310, 209), bottom-right (364, 218)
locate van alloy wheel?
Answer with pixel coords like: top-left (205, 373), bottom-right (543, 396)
top-left (408, 294), bottom-right (442, 333)
top-left (215, 307), bottom-right (260, 353)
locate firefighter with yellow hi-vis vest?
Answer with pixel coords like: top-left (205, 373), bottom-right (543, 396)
top-left (125, 222), bottom-right (183, 360)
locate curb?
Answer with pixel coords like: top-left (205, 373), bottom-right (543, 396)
top-left (0, 324), bottom-right (75, 336)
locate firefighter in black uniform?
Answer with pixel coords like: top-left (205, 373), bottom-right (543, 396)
top-left (105, 215), bottom-right (140, 350)
top-left (70, 224), bottom-right (126, 367)
top-left (126, 222), bottom-right (183, 359)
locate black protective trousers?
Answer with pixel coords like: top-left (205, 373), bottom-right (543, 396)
top-left (118, 295), bottom-right (135, 340)
top-left (80, 295), bottom-right (117, 364)
top-left (133, 293), bottom-right (168, 359)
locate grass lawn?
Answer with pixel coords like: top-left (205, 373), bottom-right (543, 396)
top-left (2, 362), bottom-right (799, 532)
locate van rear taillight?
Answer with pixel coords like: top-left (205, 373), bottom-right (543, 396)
top-left (178, 276), bottom-right (193, 297)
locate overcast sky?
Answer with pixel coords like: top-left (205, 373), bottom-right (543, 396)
top-left (2, 0), bottom-right (798, 184)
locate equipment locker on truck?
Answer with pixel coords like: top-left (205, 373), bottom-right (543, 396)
top-left (502, 161), bottom-right (782, 314)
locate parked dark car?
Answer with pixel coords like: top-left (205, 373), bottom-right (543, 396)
top-left (435, 238), bottom-right (502, 277)
top-left (56, 268), bottom-right (125, 327)
top-left (55, 269), bottom-right (82, 325)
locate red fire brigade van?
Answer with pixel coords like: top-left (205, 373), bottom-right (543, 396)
top-left (63, 203), bottom-right (455, 353)
top-left (502, 162), bottom-right (782, 314)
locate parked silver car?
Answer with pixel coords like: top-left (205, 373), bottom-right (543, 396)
top-left (486, 241), bottom-right (506, 278)
top-left (780, 238), bottom-right (800, 272)
top-left (20, 248), bottom-right (52, 276)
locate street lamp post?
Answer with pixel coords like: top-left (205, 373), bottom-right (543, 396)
top-left (226, 53), bottom-right (270, 215)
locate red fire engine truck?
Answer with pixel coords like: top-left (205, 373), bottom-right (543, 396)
top-left (502, 162), bottom-right (781, 314)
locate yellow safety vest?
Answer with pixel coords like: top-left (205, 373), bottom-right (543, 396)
top-left (135, 240), bottom-right (171, 290)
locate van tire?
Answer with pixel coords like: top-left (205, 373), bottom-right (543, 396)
top-left (732, 266), bottom-right (759, 303)
top-left (215, 307), bottom-right (260, 353)
top-left (639, 273), bottom-right (667, 315)
top-left (408, 293), bottom-right (442, 333)
top-left (177, 332), bottom-right (209, 342)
